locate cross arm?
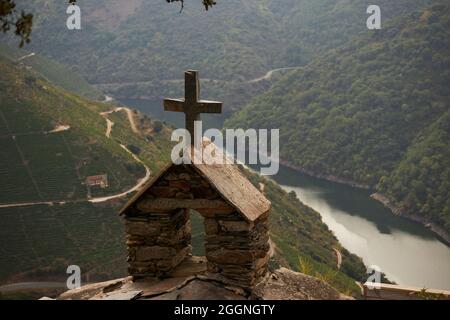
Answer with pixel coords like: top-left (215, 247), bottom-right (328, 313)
top-left (164, 98), bottom-right (185, 112)
top-left (197, 100), bottom-right (222, 114)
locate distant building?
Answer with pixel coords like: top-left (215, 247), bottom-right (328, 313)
top-left (85, 174), bottom-right (109, 188)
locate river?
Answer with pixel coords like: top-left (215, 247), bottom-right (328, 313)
top-left (275, 165), bottom-right (450, 290)
top-left (121, 98), bottom-right (450, 291)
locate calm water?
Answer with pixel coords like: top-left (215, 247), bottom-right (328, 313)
top-left (275, 166), bottom-right (450, 290)
top-left (123, 98), bottom-right (450, 290)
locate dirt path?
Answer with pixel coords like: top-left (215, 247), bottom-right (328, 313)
top-left (0, 201), bottom-right (54, 209)
top-left (90, 104), bottom-right (150, 203)
top-left (92, 66), bottom-right (303, 88)
top-left (122, 108), bottom-right (138, 134)
top-left (47, 125), bottom-right (71, 134)
top-left (104, 118), bottom-right (114, 138)
top-left (333, 248), bottom-right (342, 269)
top-left (89, 144), bottom-right (151, 203)
top-left (0, 102), bottom-right (149, 208)
top-left (100, 106), bottom-right (138, 134)
top-left (247, 67), bottom-right (301, 83)
top-left (17, 52), bottom-right (35, 62)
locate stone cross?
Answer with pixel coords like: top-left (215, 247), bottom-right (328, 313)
top-left (164, 70), bottom-right (222, 143)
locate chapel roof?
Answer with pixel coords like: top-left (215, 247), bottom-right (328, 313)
top-left (119, 140), bottom-right (271, 222)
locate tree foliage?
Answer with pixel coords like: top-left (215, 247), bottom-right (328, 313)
top-left (0, 0), bottom-right (32, 47)
top-left (226, 4), bottom-right (450, 232)
top-left (0, 0), bottom-right (215, 47)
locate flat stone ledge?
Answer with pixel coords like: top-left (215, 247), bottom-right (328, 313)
top-left (56, 266), bottom-right (352, 300)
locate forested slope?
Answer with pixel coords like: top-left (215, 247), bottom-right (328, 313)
top-left (226, 5), bottom-right (450, 234)
top-left (5, 0), bottom-right (441, 112)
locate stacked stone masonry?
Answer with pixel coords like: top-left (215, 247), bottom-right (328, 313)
top-left (124, 165), bottom-right (270, 288)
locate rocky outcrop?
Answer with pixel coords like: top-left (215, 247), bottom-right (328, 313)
top-left (252, 268), bottom-right (350, 300)
top-left (56, 260), bottom-right (350, 300)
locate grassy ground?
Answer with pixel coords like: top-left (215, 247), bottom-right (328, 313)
top-left (0, 202), bottom-right (127, 282)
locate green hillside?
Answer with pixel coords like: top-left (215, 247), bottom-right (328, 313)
top-left (378, 109), bottom-right (450, 232)
top-left (7, 0), bottom-right (440, 113)
top-left (269, 0), bottom-right (440, 66)
top-left (0, 202), bottom-right (128, 283)
top-left (0, 54), bottom-right (367, 296)
top-left (0, 56), bottom-right (173, 202)
top-left (226, 5), bottom-right (450, 233)
top-left (0, 53), bottom-right (172, 281)
top-left (16, 0), bottom-right (283, 83)
top-left (16, 0), bottom-right (440, 82)
top-left (0, 44), bottom-right (102, 100)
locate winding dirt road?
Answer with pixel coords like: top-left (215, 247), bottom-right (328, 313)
top-left (17, 52), bottom-right (35, 62)
top-left (334, 248), bottom-right (343, 269)
top-left (100, 107), bottom-right (139, 134)
top-left (91, 105), bottom-right (149, 203)
top-left (92, 66), bottom-right (302, 88)
top-left (89, 145), bottom-right (151, 203)
top-left (247, 67), bottom-right (301, 83)
top-left (0, 201), bottom-right (55, 209)
top-left (48, 125), bottom-right (71, 134)
top-left (0, 101), bottom-right (149, 208)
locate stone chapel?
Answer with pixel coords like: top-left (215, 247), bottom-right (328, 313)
top-left (119, 70), bottom-right (272, 289)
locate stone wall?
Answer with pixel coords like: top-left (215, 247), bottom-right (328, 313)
top-left (125, 209), bottom-right (191, 279)
top-left (203, 212), bottom-right (270, 288)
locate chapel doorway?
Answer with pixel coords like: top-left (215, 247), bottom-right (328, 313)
top-left (189, 209), bottom-right (205, 256)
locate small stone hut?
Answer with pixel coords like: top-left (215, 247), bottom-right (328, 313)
top-left (119, 143), bottom-right (271, 288)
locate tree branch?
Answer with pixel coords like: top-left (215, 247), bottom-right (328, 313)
top-left (0, 0), bottom-right (33, 47)
top-left (166, 0), bottom-right (217, 12)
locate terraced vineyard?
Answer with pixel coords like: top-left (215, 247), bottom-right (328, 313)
top-left (0, 137), bottom-right (39, 203)
top-left (0, 55), bottom-right (173, 205)
top-left (0, 52), bottom-right (172, 282)
top-left (0, 202), bottom-right (127, 281)
top-left (16, 134), bottom-right (83, 200)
